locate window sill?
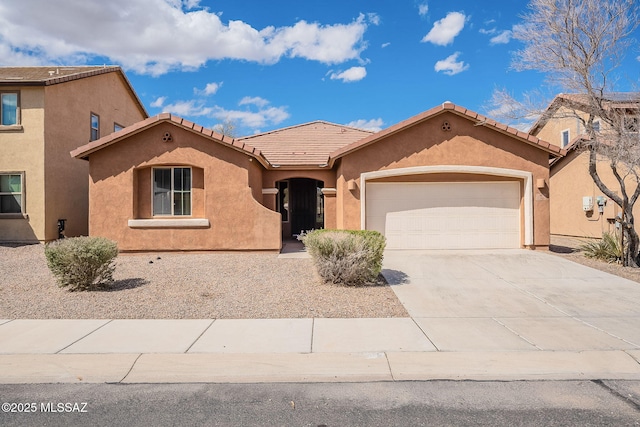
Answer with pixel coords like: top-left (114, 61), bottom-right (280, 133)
top-left (0, 125), bottom-right (23, 132)
top-left (128, 218), bottom-right (209, 228)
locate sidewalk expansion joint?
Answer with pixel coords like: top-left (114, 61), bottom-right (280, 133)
top-left (55, 319), bottom-right (113, 354)
top-left (310, 318), bottom-right (315, 353)
top-left (184, 319), bottom-right (216, 353)
top-left (492, 317), bottom-right (543, 350)
top-left (411, 317), bottom-right (440, 351)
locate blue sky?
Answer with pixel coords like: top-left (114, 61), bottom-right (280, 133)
top-left (1, 0), bottom-right (638, 135)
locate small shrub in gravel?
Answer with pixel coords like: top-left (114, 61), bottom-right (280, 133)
top-left (301, 229), bottom-right (386, 286)
top-left (45, 236), bottom-right (118, 291)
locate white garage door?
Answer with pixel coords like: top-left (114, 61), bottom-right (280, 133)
top-left (365, 181), bottom-right (521, 249)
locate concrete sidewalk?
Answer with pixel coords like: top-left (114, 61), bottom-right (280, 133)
top-left (2, 249), bottom-right (640, 384)
top-left (1, 317), bottom-right (640, 383)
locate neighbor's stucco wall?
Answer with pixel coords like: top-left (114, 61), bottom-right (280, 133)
top-left (44, 71), bottom-right (147, 241)
top-left (337, 111), bottom-right (551, 247)
top-left (0, 87), bottom-right (46, 242)
top-left (550, 150), bottom-right (636, 238)
top-left (88, 122), bottom-right (281, 251)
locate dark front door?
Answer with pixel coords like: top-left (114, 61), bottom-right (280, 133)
top-left (289, 178), bottom-right (321, 236)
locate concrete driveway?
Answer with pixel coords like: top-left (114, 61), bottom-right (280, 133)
top-left (382, 249), bottom-right (640, 352)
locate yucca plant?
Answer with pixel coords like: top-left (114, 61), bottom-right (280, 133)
top-left (580, 232), bottom-right (623, 264)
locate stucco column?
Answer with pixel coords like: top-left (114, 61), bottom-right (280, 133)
top-left (321, 188), bottom-right (337, 230)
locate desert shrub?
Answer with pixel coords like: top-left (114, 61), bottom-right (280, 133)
top-left (580, 232), bottom-right (623, 263)
top-left (301, 229), bottom-right (386, 286)
top-left (45, 236), bottom-right (118, 291)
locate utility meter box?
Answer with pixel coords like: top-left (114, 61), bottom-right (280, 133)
top-left (583, 196), bottom-right (593, 211)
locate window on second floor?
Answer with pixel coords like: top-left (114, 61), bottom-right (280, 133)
top-left (592, 121), bottom-right (600, 132)
top-left (561, 129), bottom-right (570, 148)
top-left (114, 123), bottom-right (124, 133)
top-left (90, 113), bottom-right (100, 141)
top-left (1, 92), bottom-right (19, 126)
top-left (0, 172), bottom-right (24, 214)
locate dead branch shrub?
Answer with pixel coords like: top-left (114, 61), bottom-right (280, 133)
top-left (301, 230), bottom-right (386, 286)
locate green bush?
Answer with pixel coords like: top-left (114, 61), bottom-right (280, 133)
top-left (300, 229), bottom-right (386, 286)
top-left (45, 236), bottom-right (119, 291)
top-left (580, 232), bottom-right (623, 263)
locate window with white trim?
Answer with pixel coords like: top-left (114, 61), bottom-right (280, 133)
top-left (90, 113), bottom-right (100, 141)
top-left (0, 173), bottom-right (24, 214)
top-left (561, 129), bottom-right (570, 147)
top-left (1, 92), bottom-right (19, 126)
top-left (153, 167), bottom-right (191, 216)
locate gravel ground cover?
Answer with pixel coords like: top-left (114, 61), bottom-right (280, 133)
top-left (549, 235), bottom-right (640, 284)
top-left (0, 244), bottom-right (408, 319)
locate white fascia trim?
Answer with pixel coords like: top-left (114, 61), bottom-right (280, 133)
top-left (128, 218), bottom-right (210, 228)
top-left (359, 165), bottom-right (534, 246)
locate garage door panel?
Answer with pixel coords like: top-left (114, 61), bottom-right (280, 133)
top-left (366, 182), bottom-right (520, 249)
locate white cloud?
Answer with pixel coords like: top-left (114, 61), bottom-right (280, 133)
top-left (479, 28), bottom-right (496, 35)
top-left (434, 52), bottom-right (469, 75)
top-left (161, 100), bottom-right (213, 117)
top-left (196, 82), bottom-right (222, 96)
top-left (381, 42), bottom-right (391, 48)
top-left (346, 118), bottom-right (384, 132)
top-left (213, 104), bottom-right (289, 129)
top-left (490, 30), bottom-right (512, 45)
top-left (329, 66), bottom-right (367, 82)
top-left (367, 13), bottom-right (381, 26)
top-left (422, 12), bottom-right (466, 46)
top-left (159, 95), bottom-right (289, 132)
top-left (150, 96), bottom-right (167, 108)
top-left (239, 96), bottom-right (270, 108)
top-left (0, 1), bottom-right (373, 75)
top-left (418, 3), bottom-right (429, 17)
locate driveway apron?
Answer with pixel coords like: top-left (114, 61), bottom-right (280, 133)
top-left (382, 249), bottom-right (640, 352)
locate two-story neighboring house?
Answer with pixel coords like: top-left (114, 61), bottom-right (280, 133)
top-left (0, 66), bottom-right (147, 243)
top-left (530, 93), bottom-right (640, 239)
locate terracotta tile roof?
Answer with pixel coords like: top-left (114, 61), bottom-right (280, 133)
top-left (529, 92), bottom-right (640, 135)
top-left (71, 114), bottom-right (269, 167)
top-left (238, 121), bottom-right (373, 167)
top-left (0, 65), bottom-right (148, 118)
top-left (329, 102), bottom-right (565, 163)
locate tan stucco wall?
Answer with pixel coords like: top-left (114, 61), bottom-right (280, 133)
top-left (44, 72), bottom-right (146, 241)
top-left (0, 87), bottom-right (46, 241)
top-left (550, 150), bottom-right (636, 238)
top-left (337, 111), bottom-right (552, 247)
top-left (87, 123), bottom-right (281, 251)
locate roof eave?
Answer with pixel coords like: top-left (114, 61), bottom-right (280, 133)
top-left (71, 114), bottom-right (271, 168)
top-left (329, 102), bottom-right (564, 165)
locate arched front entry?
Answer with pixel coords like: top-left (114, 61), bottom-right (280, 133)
top-left (276, 178), bottom-right (324, 238)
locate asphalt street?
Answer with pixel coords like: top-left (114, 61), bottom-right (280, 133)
top-left (1, 381), bottom-right (639, 426)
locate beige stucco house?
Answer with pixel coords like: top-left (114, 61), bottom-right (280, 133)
top-left (71, 103), bottom-right (564, 251)
top-left (0, 66), bottom-right (147, 243)
top-left (530, 93), bottom-right (640, 238)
